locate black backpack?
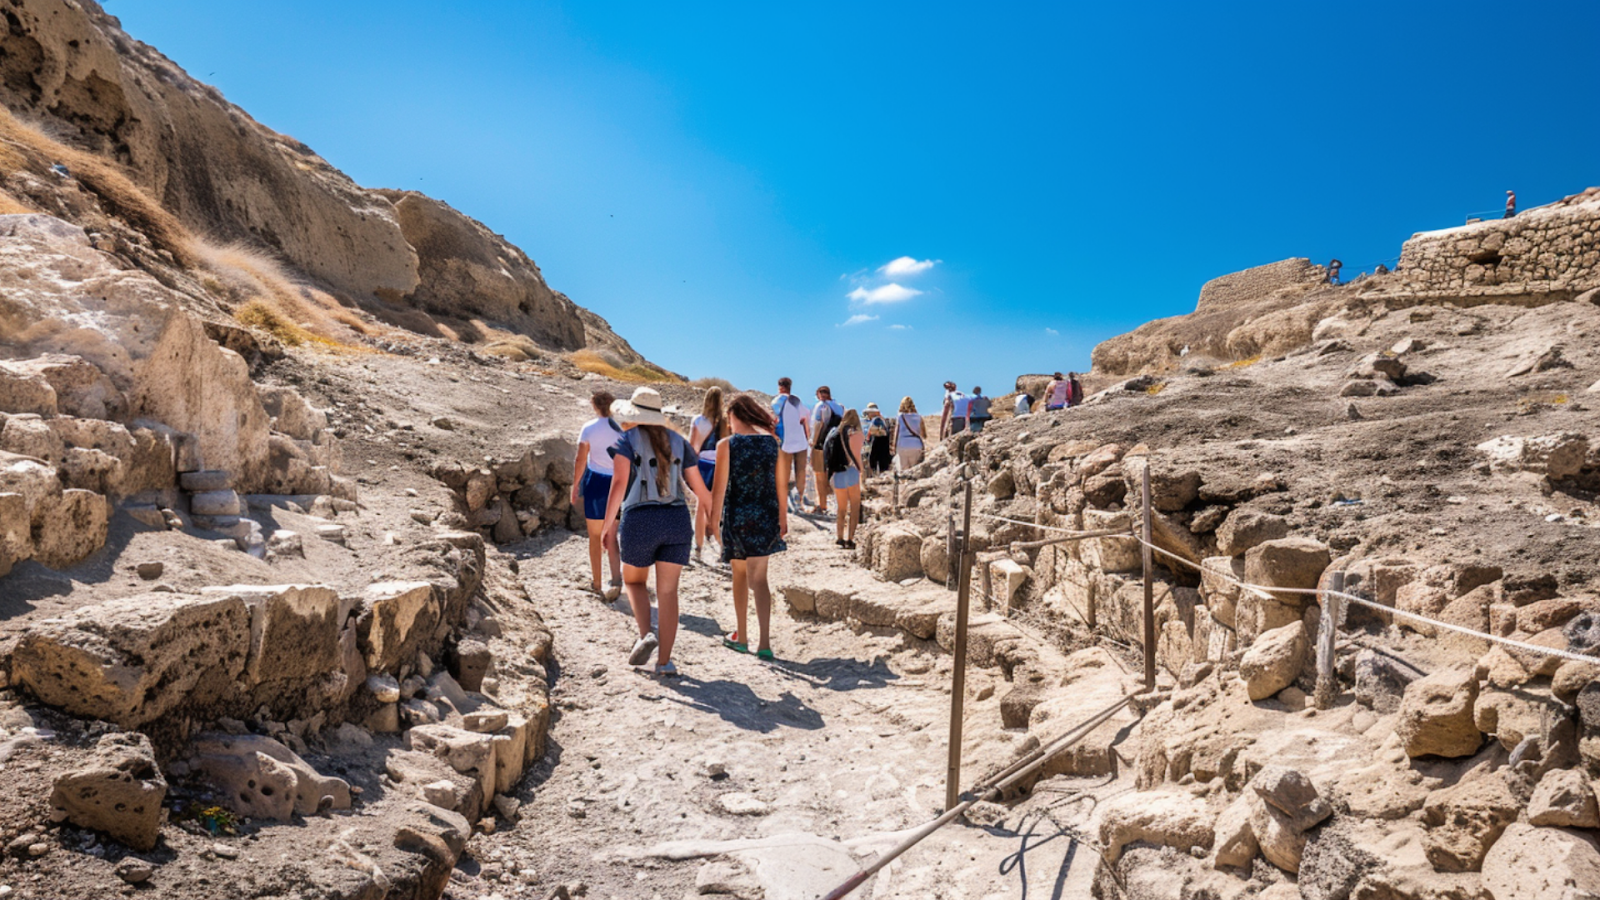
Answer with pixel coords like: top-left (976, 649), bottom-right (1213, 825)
top-left (812, 404), bottom-right (836, 450)
top-left (823, 426), bottom-right (855, 475)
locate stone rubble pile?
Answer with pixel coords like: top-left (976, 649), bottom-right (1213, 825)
top-left (430, 433), bottom-right (581, 543)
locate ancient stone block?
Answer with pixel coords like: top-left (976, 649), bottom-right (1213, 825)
top-left (359, 582), bottom-right (438, 673)
top-left (48, 733), bottom-right (166, 851)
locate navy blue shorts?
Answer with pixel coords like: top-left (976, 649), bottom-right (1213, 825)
top-left (581, 469), bottom-right (612, 521)
top-left (619, 504), bottom-right (693, 568)
top-left (696, 461), bottom-right (715, 490)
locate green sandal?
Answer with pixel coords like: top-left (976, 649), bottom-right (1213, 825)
top-left (756, 648), bottom-right (775, 661)
top-left (722, 633), bottom-right (749, 654)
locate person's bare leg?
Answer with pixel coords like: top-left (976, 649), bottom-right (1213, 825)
top-left (605, 530), bottom-right (621, 584)
top-left (624, 563), bottom-right (652, 637)
top-left (730, 559), bottom-right (749, 642)
top-left (654, 562), bottom-right (682, 665)
top-left (845, 485), bottom-right (861, 542)
top-left (835, 487), bottom-right (847, 541)
top-left (586, 519), bottom-right (605, 591)
top-left (814, 454), bottom-right (830, 513)
top-left (748, 556), bottom-right (772, 653)
top-left (694, 496), bottom-right (710, 553)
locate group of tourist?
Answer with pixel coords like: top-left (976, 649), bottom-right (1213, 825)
top-left (570, 371), bottom-right (1086, 676)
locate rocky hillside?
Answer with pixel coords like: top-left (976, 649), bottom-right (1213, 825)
top-left (0, 0), bottom-right (651, 368)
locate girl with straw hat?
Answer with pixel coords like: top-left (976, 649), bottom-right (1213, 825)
top-left (601, 386), bottom-right (711, 676)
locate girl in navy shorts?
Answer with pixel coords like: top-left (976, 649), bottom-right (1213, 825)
top-left (572, 390), bottom-right (624, 599)
top-left (602, 387), bottom-right (711, 676)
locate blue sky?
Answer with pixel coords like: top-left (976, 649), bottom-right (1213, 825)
top-left (112, 1), bottom-right (1599, 412)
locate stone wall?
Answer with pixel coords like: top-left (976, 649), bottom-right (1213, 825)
top-left (1393, 187), bottom-right (1600, 304)
top-left (1195, 258), bottom-right (1327, 313)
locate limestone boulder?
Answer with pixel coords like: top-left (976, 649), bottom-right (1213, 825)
top-left (1528, 768), bottom-right (1600, 828)
top-left (258, 386), bottom-right (328, 441)
top-left (1216, 509), bottom-right (1289, 557)
top-left (1239, 621), bottom-right (1308, 701)
top-left (192, 732), bottom-right (351, 820)
top-left (920, 535), bottom-right (949, 585)
top-left (199, 584), bottom-right (342, 693)
top-left (1098, 790), bottom-right (1214, 864)
top-left (1477, 433), bottom-right (1590, 481)
top-left (405, 725), bottom-right (497, 818)
top-left (1396, 667), bottom-right (1482, 758)
top-left (359, 582), bottom-right (440, 673)
top-left (1208, 795), bottom-right (1258, 870)
top-left (1244, 537), bottom-right (1331, 603)
top-left (873, 527), bottom-right (924, 582)
top-left (10, 593), bottom-right (250, 727)
top-left (1421, 771), bottom-right (1520, 872)
top-left (4, 355), bottom-right (125, 420)
top-left (1252, 766), bottom-right (1331, 833)
top-left (1200, 556), bottom-right (1245, 628)
top-left (1081, 509), bottom-right (1140, 573)
top-left (1475, 687), bottom-right (1572, 752)
top-left (0, 361), bottom-right (58, 415)
top-left (48, 733), bottom-right (166, 851)
top-left (1481, 823), bottom-right (1600, 900)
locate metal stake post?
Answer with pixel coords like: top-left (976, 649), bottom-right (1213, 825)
top-left (1141, 464), bottom-right (1156, 690)
top-left (1314, 570), bottom-right (1345, 710)
top-left (945, 464), bottom-right (976, 811)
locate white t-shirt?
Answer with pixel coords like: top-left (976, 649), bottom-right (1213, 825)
top-left (772, 394), bottom-right (810, 453)
top-left (577, 417), bottom-right (622, 474)
top-left (896, 413), bottom-right (923, 448)
top-left (1015, 394), bottom-right (1033, 415)
top-left (689, 415), bottom-right (719, 464)
top-left (945, 390), bottom-right (970, 418)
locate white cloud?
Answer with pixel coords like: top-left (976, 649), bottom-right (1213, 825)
top-left (878, 256), bottom-right (939, 278)
top-left (847, 283), bottom-right (923, 305)
top-left (888, 324), bottom-right (912, 331)
top-left (838, 314), bottom-right (879, 327)
top-left (1044, 327), bottom-right (1060, 336)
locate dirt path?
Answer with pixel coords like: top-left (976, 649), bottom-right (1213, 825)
top-left (449, 514), bottom-right (1116, 900)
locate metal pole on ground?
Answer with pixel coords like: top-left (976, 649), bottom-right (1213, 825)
top-left (1141, 464), bottom-right (1156, 690)
top-left (1315, 570), bottom-right (1345, 710)
top-left (945, 464), bottom-right (975, 811)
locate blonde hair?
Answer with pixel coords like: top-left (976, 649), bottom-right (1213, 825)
top-left (841, 409), bottom-right (861, 433)
top-left (898, 396), bottom-right (917, 414)
top-left (700, 386), bottom-right (729, 441)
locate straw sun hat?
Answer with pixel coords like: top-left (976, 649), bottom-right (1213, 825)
top-left (610, 386), bottom-right (668, 426)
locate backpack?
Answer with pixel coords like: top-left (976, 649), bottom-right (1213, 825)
top-left (1068, 379), bottom-right (1084, 406)
top-left (812, 402), bottom-right (837, 450)
top-left (773, 395), bottom-right (798, 440)
top-left (823, 426), bottom-right (855, 475)
top-left (969, 395), bottom-right (991, 420)
top-left (621, 428), bottom-right (688, 511)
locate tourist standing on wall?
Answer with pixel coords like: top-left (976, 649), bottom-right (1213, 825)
top-left (770, 377), bottom-right (811, 515)
top-left (863, 402), bottom-right (893, 477)
top-left (893, 397), bottom-right (925, 470)
top-left (571, 390), bottom-right (623, 601)
top-left (689, 386), bottom-right (730, 565)
top-left (827, 409), bottom-right (864, 549)
top-left (1505, 190), bottom-right (1517, 219)
top-left (1045, 372), bottom-right (1069, 411)
top-left (967, 387), bottom-right (992, 433)
top-left (1327, 259), bottom-right (1343, 285)
top-left (708, 394), bottom-right (787, 661)
top-left (602, 387), bottom-right (712, 677)
top-left (940, 381), bottom-right (969, 439)
top-left (809, 385), bottom-right (845, 515)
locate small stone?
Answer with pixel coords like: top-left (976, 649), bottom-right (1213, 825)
top-left (716, 792), bottom-right (770, 816)
top-left (492, 795), bottom-right (521, 819)
top-left (135, 561), bottom-right (163, 580)
top-left (26, 843), bottom-right (49, 858)
top-left (409, 509), bottom-right (434, 525)
top-left (431, 416), bottom-right (456, 431)
top-left (566, 802), bottom-right (586, 819)
top-left (114, 859), bottom-right (153, 884)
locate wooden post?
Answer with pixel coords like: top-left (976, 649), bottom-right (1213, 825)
top-left (1315, 570), bottom-right (1345, 710)
top-left (946, 464), bottom-right (976, 811)
top-left (945, 507), bottom-right (958, 592)
top-left (893, 472), bottom-right (901, 519)
top-left (1141, 464), bottom-right (1156, 690)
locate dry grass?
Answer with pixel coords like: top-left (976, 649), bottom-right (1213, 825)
top-left (1146, 380), bottom-right (1168, 396)
top-left (0, 188), bottom-right (35, 215)
top-left (1220, 355), bottom-right (1262, 370)
top-left (689, 376), bottom-right (736, 392)
top-left (0, 107), bottom-right (197, 266)
top-left (569, 348), bottom-right (681, 384)
top-left (482, 334), bottom-right (543, 362)
top-left (196, 240), bottom-right (368, 350)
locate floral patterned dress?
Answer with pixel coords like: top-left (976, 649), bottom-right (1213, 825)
top-left (720, 433), bottom-right (786, 561)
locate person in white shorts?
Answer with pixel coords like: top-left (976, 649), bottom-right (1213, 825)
top-left (770, 377), bottom-right (811, 513)
top-left (892, 396), bottom-right (925, 470)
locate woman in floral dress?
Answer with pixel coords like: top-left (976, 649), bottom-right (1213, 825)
top-left (709, 393), bottom-right (788, 660)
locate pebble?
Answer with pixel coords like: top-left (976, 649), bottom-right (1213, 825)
top-left (114, 859), bottom-right (153, 884)
top-left (716, 792), bottom-right (770, 816)
top-left (212, 843), bottom-right (239, 860)
top-left (135, 561), bottom-right (164, 580)
top-left (26, 843), bottom-right (49, 857)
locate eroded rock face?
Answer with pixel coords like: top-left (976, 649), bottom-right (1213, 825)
top-left (192, 732), bottom-right (351, 821)
top-left (1098, 790), bottom-right (1215, 864)
top-left (48, 733), bottom-right (166, 850)
top-left (1421, 771), bottom-right (1520, 872)
top-left (1239, 621), bottom-right (1308, 701)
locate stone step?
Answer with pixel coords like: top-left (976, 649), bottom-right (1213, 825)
top-left (190, 489), bottom-right (242, 517)
top-left (190, 514), bottom-right (241, 532)
top-left (179, 470), bottom-right (231, 493)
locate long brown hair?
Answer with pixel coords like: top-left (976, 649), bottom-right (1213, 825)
top-left (637, 424), bottom-right (676, 495)
top-left (727, 394), bottom-right (775, 435)
top-left (592, 390), bottom-right (615, 417)
top-left (701, 387), bottom-right (729, 441)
